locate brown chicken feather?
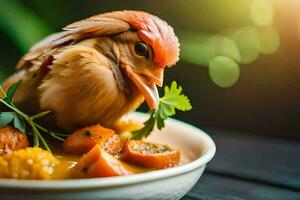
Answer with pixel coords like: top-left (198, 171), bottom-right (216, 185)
top-left (2, 10), bottom-right (180, 132)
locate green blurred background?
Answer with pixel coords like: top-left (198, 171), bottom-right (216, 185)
top-left (0, 0), bottom-right (299, 138)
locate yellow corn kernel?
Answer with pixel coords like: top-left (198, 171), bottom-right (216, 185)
top-left (0, 147), bottom-right (59, 180)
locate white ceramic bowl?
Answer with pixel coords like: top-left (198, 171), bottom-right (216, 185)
top-left (0, 112), bottom-right (216, 200)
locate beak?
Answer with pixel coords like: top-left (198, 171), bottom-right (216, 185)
top-left (125, 67), bottom-right (164, 109)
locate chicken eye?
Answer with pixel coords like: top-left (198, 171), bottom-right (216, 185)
top-left (134, 42), bottom-right (150, 59)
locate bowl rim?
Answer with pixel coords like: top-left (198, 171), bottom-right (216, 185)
top-left (0, 112), bottom-right (216, 191)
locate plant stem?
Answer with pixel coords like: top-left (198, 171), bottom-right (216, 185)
top-left (0, 98), bottom-right (53, 152)
top-left (49, 132), bottom-right (64, 141)
top-left (28, 119), bottom-right (51, 153)
top-left (35, 123), bottom-right (48, 132)
top-left (0, 83), bottom-right (66, 153)
top-left (51, 132), bottom-right (69, 137)
top-left (0, 86), bottom-right (7, 97)
top-left (35, 123), bottom-right (66, 140)
top-left (32, 128), bottom-right (39, 147)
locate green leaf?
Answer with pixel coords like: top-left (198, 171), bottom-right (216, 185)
top-left (132, 81), bottom-right (192, 140)
top-left (155, 112), bottom-right (165, 130)
top-left (160, 81), bottom-right (192, 112)
top-left (13, 114), bottom-right (26, 133)
top-left (0, 112), bottom-right (15, 127)
top-left (5, 80), bottom-right (21, 102)
top-left (132, 112), bottom-right (156, 140)
top-left (159, 103), bottom-right (175, 118)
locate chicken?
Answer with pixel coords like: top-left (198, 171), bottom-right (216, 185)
top-left (2, 10), bottom-right (180, 132)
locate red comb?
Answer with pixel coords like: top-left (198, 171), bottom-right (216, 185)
top-left (105, 11), bottom-right (180, 68)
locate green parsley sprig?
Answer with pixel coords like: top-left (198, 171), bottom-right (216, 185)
top-left (132, 81), bottom-right (192, 140)
top-left (0, 81), bottom-right (67, 153)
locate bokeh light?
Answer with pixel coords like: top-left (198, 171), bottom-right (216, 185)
top-left (179, 0), bottom-right (281, 88)
top-left (209, 56), bottom-right (240, 88)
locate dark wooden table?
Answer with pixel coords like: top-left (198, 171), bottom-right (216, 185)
top-left (182, 128), bottom-right (300, 200)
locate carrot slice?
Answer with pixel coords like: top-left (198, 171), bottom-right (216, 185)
top-left (63, 124), bottom-right (122, 155)
top-left (0, 125), bottom-right (29, 156)
top-left (72, 145), bottom-right (133, 178)
top-left (122, 140), bottom-right (180, 169)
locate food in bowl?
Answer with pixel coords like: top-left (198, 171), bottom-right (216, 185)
top-left (0, 123), bottom-right (182, 180)
top-left (0, 125), bottom-right (29, 155)
top-left (0, 10), bottom-right (192, 180)
top-left (0, 147), bottom-right (59, 179)
top-left (0, 117), bottom-right (216, 200)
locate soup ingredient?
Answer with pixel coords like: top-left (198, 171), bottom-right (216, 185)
top-left (0, 147), bottom-right (59, 180)
top-left (51, 154), bottom-right (80, 179)
top-left (122, 140), bottom-right (180, 169)
top-left (132, 81), bottom-right (192, 139)
top-left (0, 125), bottom-right (29, 156)
top-left (72, 145), bottom-right (133, 178)
top-left (115, 119), bottom-right (143, 135)
top-left (63, 124), bottom-right (123, 155)
top-left (2, 11), bottom-right (180, 132)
